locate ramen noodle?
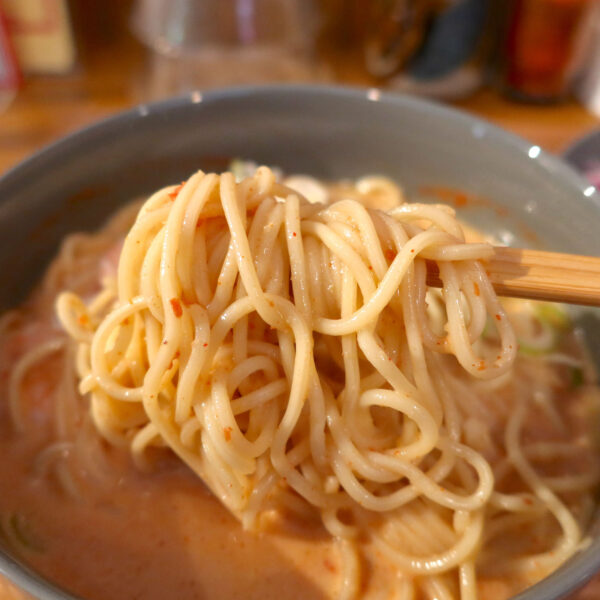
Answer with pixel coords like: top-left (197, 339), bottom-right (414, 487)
top-left (1, 167), bottom-right (599, 600)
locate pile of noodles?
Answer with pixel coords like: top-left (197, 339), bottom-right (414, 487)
top-left (7, 166), bottom-right (599, 600)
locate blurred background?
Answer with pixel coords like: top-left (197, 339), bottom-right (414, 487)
top-left (0, 0), bottom-right (600, 174)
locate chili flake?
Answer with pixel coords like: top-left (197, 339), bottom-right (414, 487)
top-left (170, 298), bottom-right (183, 318)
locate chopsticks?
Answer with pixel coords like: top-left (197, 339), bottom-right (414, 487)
top-left (426, 247), bottom-right (600, 307)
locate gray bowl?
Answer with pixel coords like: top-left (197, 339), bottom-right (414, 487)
top-left (1, 85), bottom-right (599, 600)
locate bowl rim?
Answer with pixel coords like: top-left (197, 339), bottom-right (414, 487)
top-left (1, 83), bottom-right (599, 600)
top-left (563, 126), bottom-right (600, 164)
top-left (0, 83), bottom-right (597, 206)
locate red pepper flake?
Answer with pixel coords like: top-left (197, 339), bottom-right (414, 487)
top-left (78, 314), bottom-right (89, 326)
top-left (292, 231), bottom-right (297, 237)
top-left (203, 343), bottom-right (208, 347)
top-left (524, 497), bottom-right (533, 506)
top-left (495, 314), bottom-right (502, 321)
top-left (196, 218), bottom-right (204, 229)
top-left (323, 559), bottom-right (337, 574)
top-left (410, 249), bottom-right (415, 253)
top-left (473, 282), bottom-right (480, 296)
top-left (168, 182), bottom-right (186, 200)
top-left (168, 185), bottom-right (182, 200)
top-left (368, 265), bottom-right (373, 271)
top-left (454, 193), bottom-right (468, 207)
top-left (418, 186), bottom-right (478, 209)
top-left (477, 361), bottom-right (486, 371)
top-left (385, 249), bottom-right (397, 262)
top-left (170, 298), bottom-right (183, 318)
top-left (174, 350), bottom-right (180, 359)
top-left (223, 427), bottom-right (232, 442)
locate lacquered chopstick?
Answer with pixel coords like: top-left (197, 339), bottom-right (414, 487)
top-left (426, 247), bottom-right (600, 307)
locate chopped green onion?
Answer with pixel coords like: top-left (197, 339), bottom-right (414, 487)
top-left (517, 323), bottom-right (557, 356)
top-left (535, 303), bottom-right (571, 332)
top-left (517, 303), bottom-right (570, 356)
top-left (229, 159), bottom-right (249, 182)
top-left (2, 513), bottom-right (45, 553)
top-left (571, 367), bottom-right (585, 388)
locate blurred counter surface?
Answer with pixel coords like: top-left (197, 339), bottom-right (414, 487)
top-left (0, 18), bottom-right (599, 175)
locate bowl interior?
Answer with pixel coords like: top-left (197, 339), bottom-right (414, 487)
top-left (1, 85), bottom-right (600, 600)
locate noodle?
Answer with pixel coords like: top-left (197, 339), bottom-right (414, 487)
top-left (2, 167), bottom-right (599, 600)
